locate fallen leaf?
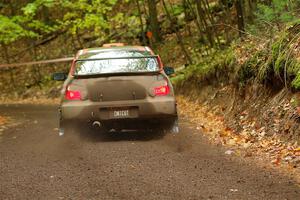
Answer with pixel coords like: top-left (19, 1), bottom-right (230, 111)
top-left (271, 157), bottom-right (281, 166)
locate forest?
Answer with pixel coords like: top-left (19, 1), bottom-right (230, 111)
top-left (1, 0), bottom-right (300, 95)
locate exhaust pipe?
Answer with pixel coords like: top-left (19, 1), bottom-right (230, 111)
top-left (92, 121), bottom-right (102, 128)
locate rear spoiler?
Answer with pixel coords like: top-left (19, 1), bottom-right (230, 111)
top-left (75, 55), bottom-right (159, 62)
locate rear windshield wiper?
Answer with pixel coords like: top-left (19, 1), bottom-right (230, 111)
top-left (76, 55), bottom-right (159, 62)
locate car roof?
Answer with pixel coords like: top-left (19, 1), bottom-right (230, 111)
top-left (77, 46), bottom-right (153, 60)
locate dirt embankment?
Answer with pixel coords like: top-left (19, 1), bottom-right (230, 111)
top-left (176, 82), bottom-right (300, 173)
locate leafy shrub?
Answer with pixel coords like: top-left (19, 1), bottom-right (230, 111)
top-left (256, 0), bottom-right (298, 26)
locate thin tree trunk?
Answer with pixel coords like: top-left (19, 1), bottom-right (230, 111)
top-left (142, 0), bottom-right (148, 15)
top-left (135, 0), bottom-right (147, 45)
top-left (71, 35), bottom-right (78, 51)
top-left (2, 44), bottom-right (16, 89)
top-left (76, 31), bottom-right (84, 49)
top-left (219, 0), bottom-right (232, 44)
top-left (247, 0), bottom-right (255, 22)
top-left (147, 0), bottom-right (161, 43)
top-left (162, 0), bottom-right (193, 65)
top-left (182, 0), bottom-right (192, 36)
top-left (235, 0), bottom-right (245, 38)
top-left (195, 0), bottom-right (214, 47)
top-left (32, 45), bottom-right (43, 89)
top-left (203, 0), bottom-right (221, 46)
top-left (186, 0), bottom-right (204, 38)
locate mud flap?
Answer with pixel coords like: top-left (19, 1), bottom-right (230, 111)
top-left (170, 118), bottom-right (179, 134)
top-left (58, 107), bottom-right (64, 136)
top-left (59, 128), bottom-right (64, 136)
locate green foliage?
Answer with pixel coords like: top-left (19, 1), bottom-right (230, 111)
top-left (0, 0), bottom-right (123, 45)
top-left (169, 4), bottom-right (184, 16)
top-left (270, 31), bottom-right (293, 78)
top-left (171, 73), bottom-right (186, 86)
top-left (238, 51), bottom-right (262, 83)
top-left (0, 15), bottom-right (37, 44)
top-left (292, 72), bottom-right (300, 89)
top-left (60, 0), bottom-right (118, 36)
top-left (255, 0), bottom-right (298, 26)
top-left (22, 0), bottom-right (55, 17)
top-left (179, 47), bottom-right (236, 84)
top-left (257, 55), bottom-right (272, 82)
top-left (173, 21), bottom-right (300, 91)
top-left (238, 26), bottom-right (300, 88)
top-left (268, 26), bottom-right (300, 87)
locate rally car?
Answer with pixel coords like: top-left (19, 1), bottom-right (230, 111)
top-left (53, 44), bottom-right (179, 134)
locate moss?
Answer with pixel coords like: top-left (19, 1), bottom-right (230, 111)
top-left (237, 49), bottom-right (268, 83)
top-left (292, 73), bottom-right (300, 89)
top-left (173, 23), bottom-right (300, 91)
top-left (257, 55), bottom-right (273, 82)
top-left (179, 47), bottom-right (236, 85)
top-left (171, 73), bottom-right (185, 86)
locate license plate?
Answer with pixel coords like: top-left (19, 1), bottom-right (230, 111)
top-left (102, 107), bottom-right (138, 119)
top-left (113, 110), bottom-right (129, 117)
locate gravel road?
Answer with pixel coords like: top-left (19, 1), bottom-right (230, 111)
top-left (0, 104), bottom-right (299, 200)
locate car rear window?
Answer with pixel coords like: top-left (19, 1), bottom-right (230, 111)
top-left (74, 51), bottom-right (159, 75)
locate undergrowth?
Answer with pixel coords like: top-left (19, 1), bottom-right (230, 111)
top-left (174, 22), bottom-right (300, 91)
top-left (172, 47), bottom-right (236, 86)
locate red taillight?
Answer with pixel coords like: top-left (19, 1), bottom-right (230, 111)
top-left (154, 85), bottom-right (170, 96)
top-left (65, 89), bottom-right (81, 100)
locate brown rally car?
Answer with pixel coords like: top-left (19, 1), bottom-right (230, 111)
top-left (53, 44), bottom-right (179, 135)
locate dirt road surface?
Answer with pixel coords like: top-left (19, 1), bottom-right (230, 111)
top-left (0, 104), bottom-right (299, 200)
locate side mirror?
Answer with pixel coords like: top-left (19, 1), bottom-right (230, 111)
top-left (52, 72), bottom-right (67, 81)
top-left (163, 66), bottom-right (175, 76)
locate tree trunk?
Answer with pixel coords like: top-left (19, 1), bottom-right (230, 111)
top-left (203, 0), bottom-right (221, 46)
top-left (235, 0), bottom-right (245, 38)
top-left (31, 45), bottom-right (43, 89)
top-left (147, 0), bottom-right (161, 43)
top-left (162, 0), bottom-right (193, 65)
top-left (219, 0), bottom-right (232, 44)
top-left (135, 0), bottom-right (147, 45)
top-left (186, 0), bottom-right (204, 38)
top-left (182, 0), bottom-right (192, 36)
top-left (195, 0), bottom-right (214, 47)
top-left (1, 44), bottom-right (16, 89)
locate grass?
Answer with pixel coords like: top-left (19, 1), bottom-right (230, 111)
top-left (173, 47), bottom-right (236, 86)
top-left (173, 22), bottom-right (300, 91)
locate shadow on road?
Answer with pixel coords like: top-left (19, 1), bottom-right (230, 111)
top-left (70, 126), bottom-right (167, 142)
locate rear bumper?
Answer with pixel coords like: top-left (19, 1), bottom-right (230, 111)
top-left (60, 97), bottom-right (177, 122)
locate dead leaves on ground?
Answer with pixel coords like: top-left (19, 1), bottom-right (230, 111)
top-left (177, 95), bottom-right (300, 171)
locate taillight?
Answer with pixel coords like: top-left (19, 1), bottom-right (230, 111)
top-left (154, 85), bottom-right (170, 96)
top-left (65, 88), bottom-right (81, 100)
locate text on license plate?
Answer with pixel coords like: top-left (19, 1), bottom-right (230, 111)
top-left (114, 110), bottom-right (129, 117)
